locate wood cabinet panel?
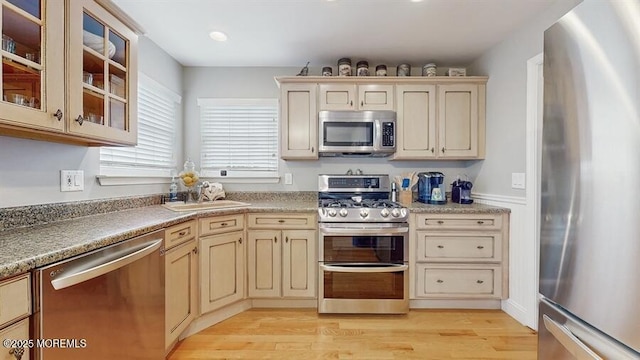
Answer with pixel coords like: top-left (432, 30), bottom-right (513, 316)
top-left (393, 84), bottom-right (436, 159)
top-left (200, 231), bottom-right (244, 313)
top-left (280, 83), bottom-right (318, 159)
top-left (248, 230), bottom-right (281, 298)
top-left (165, 239), bottom-right (198, 349)
top-left (415, 264), bottom-right (501, 298)
top-left (0, 273), bottom-right (31, 328)
top-left (416, 232), bottom-right (502, 262)
top-left (0, 319), bottom-right (30, 360)
top-left (282, 230), bottom-right (316, 298)
top-left (247, 213), bottom-right (315, 229)
top-left (200, 214), bottom-right (244, 236)
top-left (165, 220), bottom-right (197, 250)
top-left (415, 213), bottom-right (502, 230)
top-left (437, 84), bottom-right (478, 158)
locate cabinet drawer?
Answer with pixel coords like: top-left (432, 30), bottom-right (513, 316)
top-left (200, 214), bottom-right (244, 236)
top-left (415, 213), bottom-right (503, 230)
top-left (247, 213), bottom-right (316, 229)
top-left (0, 274), bottom-right (31, 328)
top-left (0, 318), bottom-right (30, 360)
top-left (165, 220), bottom-right (197, 249)
top-left (416, 232), bottom-right (501, 262)
top-left (415, 264), bottom-right (502, 298)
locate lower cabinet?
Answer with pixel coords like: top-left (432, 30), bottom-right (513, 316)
top-left (199, 230), bottom-right (245, 313)
top-left (165, 237), bottom-right (198, 350)
top-left (199, 214), bottom-right (246, 314)
top-left (411, 212), bottom-right (509, 300)
top-left (247, 213), bottom-right (316, 298)
top-left (0, 273), bottom-right (31, 360)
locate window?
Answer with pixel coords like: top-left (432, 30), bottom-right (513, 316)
top-left (99, 73), bottom-right (181, 180)
top-left (198, 98), bottom-right (278, 179)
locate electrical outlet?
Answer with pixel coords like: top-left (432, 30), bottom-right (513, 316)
top-left (511, 172), bottom-right (525, 189)
top-left (284, 173), bottom-right (293, 185)
top-left (61, 170), bottom-right (84, 192)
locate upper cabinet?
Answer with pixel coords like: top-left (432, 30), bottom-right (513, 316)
top-left (276, 76), bottom-right (487, 161)
top-left (0, 0), bottom-right (140, 146)
top-left (318, 83), bottom-right (393, 111)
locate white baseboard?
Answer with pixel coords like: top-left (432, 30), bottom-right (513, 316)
top-left (502, 298), bottom-right (533, 330)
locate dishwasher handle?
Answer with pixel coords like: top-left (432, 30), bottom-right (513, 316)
top-left (51, 239), bottom-right (163, 290)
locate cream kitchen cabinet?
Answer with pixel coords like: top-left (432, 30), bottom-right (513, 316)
top-left (393, 82), bottom-right (486, 160)
top-left (0, 273), bottom-right (31, 360)
top-left (318, 83), bottom-right (394, 111)
top-left (279, 83), bottom-right (318, 160)
top-left (0, 0), bottom-right (140, 146)
top-left (165, 221), bottom-right (198, 351)
top-left (247, 213), bottom-right (316, 298)
top-left (199, 214), bottom-right (245, 314)
top-left (411, 213), bottom-right (509, 300)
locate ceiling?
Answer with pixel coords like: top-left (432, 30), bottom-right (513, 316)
top-left (112, 0), bottom-right (559, 68)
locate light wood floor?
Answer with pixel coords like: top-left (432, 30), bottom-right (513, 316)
top-left (168, 308), bottom-right (537, 360)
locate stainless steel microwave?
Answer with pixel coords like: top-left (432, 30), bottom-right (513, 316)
top-left (318, 110), bottom-right (396, 157)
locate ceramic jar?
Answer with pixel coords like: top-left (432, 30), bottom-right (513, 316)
top-left (375, 65), bottom-right (387, 76)
top-left (397, 63), bottom-right (410, 76)
top-left (356, 61), bottom-right (369, 76)
top-left (322, 67), bottom-right (333, 76)
top-left (422, 63), bottom-right (437, 77)
top-left (338, 58), bottom-right (352, 76)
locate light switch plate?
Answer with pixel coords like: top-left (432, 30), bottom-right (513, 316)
top-left (61, 170), bottom-right (84, 192)
top-left (511, 172), bottom-right (525, 189)
top-left (284, 173), bottom-right (293, 185)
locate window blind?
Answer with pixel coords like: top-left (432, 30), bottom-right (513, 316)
top-left (198, 98), bottom-right (278, 177)
top-left (100, 73), bottom-right (180, 177)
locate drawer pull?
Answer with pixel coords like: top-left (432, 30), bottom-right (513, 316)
top-left (220, 222), bottom-right (228, 227)
top-left (9, 347), bottom-right (24, 359)
top-left (178, 230), bottom-right (187, 236)
top-left (437, 220), bottom-right (444, 224)
top-left (477, 245), bottom-right (484, 249)
top-left (437, 245), bottom-right (444, 249)
top-left (477, 220), bottom-right (485, 225)
top-left (278, 219), bottom-right (285, 223)
top-left (476, 280), bottom-right (484, 284)
top-left (436, 279), bottom-right (444, 283)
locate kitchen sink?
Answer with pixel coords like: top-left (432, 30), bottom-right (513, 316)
top-left (162, 200), bottom-right (250, 211)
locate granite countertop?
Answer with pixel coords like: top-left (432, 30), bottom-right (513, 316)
top-left (0, 195), bottom-right (506, 281)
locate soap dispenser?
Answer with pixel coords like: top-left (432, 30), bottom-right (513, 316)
top-left (169, 176), bottom-right (178, 201)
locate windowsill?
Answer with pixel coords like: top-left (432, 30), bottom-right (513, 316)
top-left (96, 175), bottom-right (281, 186)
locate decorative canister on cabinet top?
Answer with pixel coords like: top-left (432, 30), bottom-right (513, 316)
top-left (356, 61), bottom-right (369, 76)
top-left (422, 63), bottom-right (437, 77)
top-left (322, 66), bottom-right (333, 76)
top-left (338, 58), bottom-right (352, 76)
top-left (375, 64), bottom-right (387, 76)
top-left (397, 63), bottom-right (410, 76)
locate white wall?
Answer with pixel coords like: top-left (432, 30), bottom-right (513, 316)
top-left (0, 36), bottom-right (183, 208)
top-left (183, 66), bottom-right (480, 192)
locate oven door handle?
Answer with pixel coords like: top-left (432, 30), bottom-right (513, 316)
top-left (319, 227), bottom-right (409, 236)
top-left (321, 263), bottom-right (408, 273)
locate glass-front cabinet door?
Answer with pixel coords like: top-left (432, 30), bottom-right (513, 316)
top-left (0, 0), bottom-right (64, 131)
top-left (67, 0), bottom-right (137, 145)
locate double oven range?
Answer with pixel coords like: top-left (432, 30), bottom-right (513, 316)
top-left (317, 174), bottom-right (409, 314)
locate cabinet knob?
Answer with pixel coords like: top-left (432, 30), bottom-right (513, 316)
top-left (441, 147), bottom-right (445, 153)
top-left (274, 236), bottom-right (278, 243)
top-left (476, 280), bottom-right (484, 284)
top-left (436, 279), bottom-right (444, 283)
top-left (75, 115), bottom-right (84, 125)
top-left (437, 220), bottom-right (444, 224)
top-left (53, 109), bottom-right (63, 121)
top-left (278, 219), bottom-right (285, 223)
top-left (239, 237), bottom-right (243, 244)
top-left (360, 100), bottom-right (364, 107)
top-left (311, 146), bottom-right (314, 153)
top-left (178, 231), bottom-right (187, 236)
top-left (192, 247), bottom-right (198, 254)
top-left (430, 147), bottom-right (434, 153)
top-left (9, 347), bottom-right (24, 360)
top-left (350, 100), bottom-right (353, 106)
top-left (220, 222), bottom-right (228, 227)
top-left (477, 245), bottom-right (484, 249)
top-left (286, 236), bottom-right (289, 243)
top-left (477, 221), bottom-right (484, 225)
top-left (437, 245), bottom-right (444, 249)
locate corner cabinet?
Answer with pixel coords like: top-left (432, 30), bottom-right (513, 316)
top-left (0, 0), bottom-right (141, 146)
top-left (276, 76), bottom-right (487, 161)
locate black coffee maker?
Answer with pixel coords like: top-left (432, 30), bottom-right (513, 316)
top-left (451, 178), bottom-right (474, 204)
top-left (417, 172), bottom-right (446, 205)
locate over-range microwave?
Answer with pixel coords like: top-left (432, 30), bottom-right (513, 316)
top-left (318, 110), bottom-right (396, 157)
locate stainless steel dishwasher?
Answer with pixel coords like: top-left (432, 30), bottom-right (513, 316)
top-left (32, 230), bottom-right (165, 359)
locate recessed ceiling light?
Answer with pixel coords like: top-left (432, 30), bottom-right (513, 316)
top-left (410, 0), bottom-right (424, 2)
top-left (209, 31), bottom-right (228, 42)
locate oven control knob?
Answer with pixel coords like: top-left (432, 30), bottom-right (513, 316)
top-left (339, 208), bottom-right (349, 217)
top-left (391, 208), bottom-right (401, 218)
top-left (328, 209), bottom-right (337, 217)
top-left (359, 209), bottom-right (369, 219)
top-left (380, 208), bottom-right (390, 218)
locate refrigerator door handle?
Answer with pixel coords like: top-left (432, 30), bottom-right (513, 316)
top-left (543, 315), bottom-right (603, 360)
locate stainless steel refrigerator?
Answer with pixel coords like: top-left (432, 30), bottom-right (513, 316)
top-left (539, 0), bottom-right (640, 359)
